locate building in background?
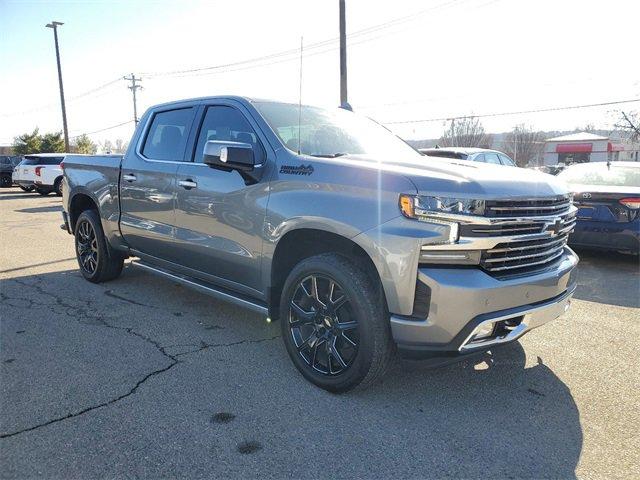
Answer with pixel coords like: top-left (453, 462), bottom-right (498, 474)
top-left (542, 132), bottom-right (633, 165)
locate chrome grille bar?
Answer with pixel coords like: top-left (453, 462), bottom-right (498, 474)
top-left (482, 249), bottom-right (565, 272)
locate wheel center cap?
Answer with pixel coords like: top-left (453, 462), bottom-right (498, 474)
top-left (323, 316), bottom-right (333, 327)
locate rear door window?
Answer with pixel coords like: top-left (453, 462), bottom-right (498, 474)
top-left (473, 153), bottom-right (486, 163)
top-left (142, 108), bottom-right (195, 161)
top-left (498, 154), bottom-right (516, 166)
top-left (483, 153), bottom-right (501, 164)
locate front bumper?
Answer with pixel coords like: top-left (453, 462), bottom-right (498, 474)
top-left (391, 247), bottom-right (578, 357)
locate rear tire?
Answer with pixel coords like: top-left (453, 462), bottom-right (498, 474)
top-left (280, 253), bottom-right (394, 393)
top-left (74, 209), bottom-right (124, 283)
top-left (0, 175), bottom-right (11, 188)
top-left (35, 187), bottom-right (50, 196)
top-left (53, 177), bottom-right (63, 196)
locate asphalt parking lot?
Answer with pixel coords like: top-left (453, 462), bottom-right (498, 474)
top-left (1, 186), bottom-right (639, 479)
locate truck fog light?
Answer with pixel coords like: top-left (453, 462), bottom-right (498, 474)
top-left (470, 322), bottom-right (495, 342)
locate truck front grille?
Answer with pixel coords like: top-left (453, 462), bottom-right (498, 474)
top-left (481, 232), bottom-right (570, 274)
top-left (479, 209), bottom-right (576, 275)
top-left (484, 195), bottom-right (571, 217)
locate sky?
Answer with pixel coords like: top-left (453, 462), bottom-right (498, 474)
top-left (1, 0), bottom-right (639, 148)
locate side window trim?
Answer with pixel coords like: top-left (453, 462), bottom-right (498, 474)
top-left (137, 106), bottom-right (197, 164)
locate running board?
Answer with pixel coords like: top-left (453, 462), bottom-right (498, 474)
top-left (129, 260), bottom-right (268, 316)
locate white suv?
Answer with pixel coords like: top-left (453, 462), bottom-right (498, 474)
top-left (12, 154), bottom-right (66, 196)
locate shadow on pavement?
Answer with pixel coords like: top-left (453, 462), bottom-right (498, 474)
top-left (349, 342), bottom-right (583, 478)
top-left (573, 247), bottom-right (639, 308)
top-left (15, 206), bottom-right (63, 214)
top-left (0, 191), bottom-right (42, 201)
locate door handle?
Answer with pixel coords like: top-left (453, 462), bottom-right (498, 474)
top-left (123, 173), bottom-right (137, 182)
top-left (178, 179), bottom-right (197, 190)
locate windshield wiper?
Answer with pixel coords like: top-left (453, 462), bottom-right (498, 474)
top-left (309, 153), bottom-right (348, 158)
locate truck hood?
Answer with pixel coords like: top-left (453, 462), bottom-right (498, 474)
top-left (329, 153), bottom-right (569, 199)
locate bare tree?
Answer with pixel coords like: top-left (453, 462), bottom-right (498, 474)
top-left (114, 139), bottom-right (129, 154)
top-left (439, 117), bottom-right (489, 148)
top-left (615, 111), bottom-right (640, 143)
top-left (502, 124), bottom-right (545, 167)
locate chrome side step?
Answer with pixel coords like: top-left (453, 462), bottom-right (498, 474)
top-left (129, 260), bottom-right (268, 316)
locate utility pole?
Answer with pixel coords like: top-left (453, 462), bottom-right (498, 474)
top-left (123, 73), bottom-right (143, 125)
top-left (339, 0), bottom-right (351, 110)
top-left (45, 21), bottom-right (69, 152)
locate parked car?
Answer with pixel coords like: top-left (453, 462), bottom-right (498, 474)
top-left (61, 96), bottom-right (578, 392)
top-left (558, 161), bottom-right (640, 254)
top-left (12, 154), bottom-right (66, 196)
top-left (532, 164), bottom-right (567, 176)
top-left (419, 147), bottom-right (517, 166)
top-left (0, 155), bottom-right (22, 188)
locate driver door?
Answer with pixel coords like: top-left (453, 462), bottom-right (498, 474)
top-left (173, 103), bottom-right (269, 296)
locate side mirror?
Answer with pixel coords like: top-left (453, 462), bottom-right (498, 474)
top-left (203, 140), bottom-right (255, 172)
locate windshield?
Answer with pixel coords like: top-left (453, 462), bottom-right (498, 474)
top-left (558, 163), bottom-right (640, 187)
top-left (254, 102), bottom-right (419, 158)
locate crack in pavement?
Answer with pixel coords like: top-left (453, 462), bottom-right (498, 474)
top-left (104, 289), bottom-right (158, 309)
top-left (0, 278), bottom-right (279, 439)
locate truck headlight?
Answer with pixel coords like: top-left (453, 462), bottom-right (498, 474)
top-left (399, 194), bottom-right (485, 219)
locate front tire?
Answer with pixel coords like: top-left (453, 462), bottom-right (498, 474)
top-left (74, 210), bottom-right (124, 283)
top-left (280, 253), bottom-right (394, 393)
top-left (0, 175), bottom-right (11, 188)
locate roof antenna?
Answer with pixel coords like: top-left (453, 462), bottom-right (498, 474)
top-left (297, 36), bottom-right (303, 155)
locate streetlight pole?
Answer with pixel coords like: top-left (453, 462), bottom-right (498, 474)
top-left (45, 21), bottom-right (70, 152)
top-left (339, 0), bottom-right (351, 110)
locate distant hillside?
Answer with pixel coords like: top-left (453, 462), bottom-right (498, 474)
top-left (406, 129), bottom-right (615, 150)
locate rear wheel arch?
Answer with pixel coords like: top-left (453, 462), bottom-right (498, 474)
top-left (269, 228), bottom-right (386, 320)
top-left (69, 193), bottom-right (98, 232)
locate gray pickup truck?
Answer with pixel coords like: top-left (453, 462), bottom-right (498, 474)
top-left (62, 96), bottom-right (578, 392)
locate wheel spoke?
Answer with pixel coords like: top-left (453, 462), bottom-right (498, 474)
top-left (325, 341), bottom-right (333, 374)
top-left (289, 301), bottom-right (315, 327)
top-left (312, 276), bottom-right (328, 308)
top-left (336, 321), bottom-right (358, 331)
top-left (297, 332), bottom-right (320, 353)
top-left (331, 295), bottom-right (347, 310)
top-left (330, 338), bottom-right (348, 368)
top-left (341, 331), bottom-right (357, 347)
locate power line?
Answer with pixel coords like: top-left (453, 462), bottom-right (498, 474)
top-left (0, 77), bottom-right (122, 118)
top-left (141, 0), bottom-right (469, 79)
top-left (383, 98), bottom-right (640, 125)
top-left (69, 120), bottom-right (134, 139)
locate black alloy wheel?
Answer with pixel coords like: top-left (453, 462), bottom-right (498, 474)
top-left (76, 219), bottom-right (99, 276)
top-left (288, 274), bottom-right (359, 376)
top-left (280, 253), bottom-right (394, 392)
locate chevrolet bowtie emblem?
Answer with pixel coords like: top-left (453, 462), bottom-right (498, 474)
top-left (544, 218), bottom-right (564, 236)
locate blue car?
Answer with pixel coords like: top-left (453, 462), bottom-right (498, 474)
top-left (558, 162), bottom-right (640, 254)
